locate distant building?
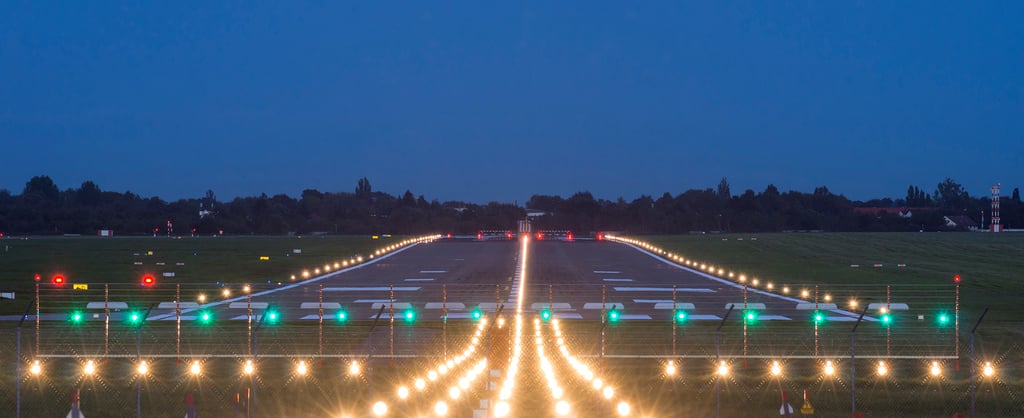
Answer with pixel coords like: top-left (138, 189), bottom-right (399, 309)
top-left (944, 215), bottom-right (980, 231)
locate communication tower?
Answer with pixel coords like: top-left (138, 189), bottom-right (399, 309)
top-left (990, 183), bottom-right (1002, 232)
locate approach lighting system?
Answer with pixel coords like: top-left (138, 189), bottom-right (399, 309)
top-left (52, 274), bottom-right (66, 286)
top-left (540, 309), bottom-right (552, 321)
top-left (674, 310), bottom-right (688, 323)
top-left (141, 274), bottom-right (156, 287)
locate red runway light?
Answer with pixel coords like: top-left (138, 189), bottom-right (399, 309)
top-left (52, 275), bottom-right (66, 286)
top-left (141, 275), bottom-right (156, 287)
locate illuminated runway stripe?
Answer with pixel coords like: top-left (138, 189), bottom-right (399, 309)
top-left (354, 299), bottom-right (391, 303)
top-left (158, 316), bottom-right (196, 321)
top-left (633, 299), bottom-right (674, 304)
top-left (687, 315), bottom-right (722, 320)
top-left (619, 314), bottom-right (652, 320)
top-left (229, 302), bottom-right (268, 309)
top-left (403, 278), bottom-right (435, 282)
top-left (420, 270), bottom-right (447, 273)
top-left (300, 315), bottom-right (321, 320)
top-left (613, 287), bottom-right (714, 292)
top-left (554, 313), bottom-right (583, 319)
top-left (370, 302), bottom-right (412, 310)
top-left (425, 302), bottom-right (466, 310)
top-left (583, 303), bottom-right (624, 310)
top-left (602, 278), bottom-right (633, 282)
top-left (529, 302), bottom-right (572, 311)
top-left (300, 302), bottom-right (341, 309)
top-left (444, 313), bottom-right (475, 319)
top-left (324, 287), bottom-right (421, 291)
top-left (593, 270), bottom-right (621, 274)
top-left (749, 315), bottom-right (791, 321)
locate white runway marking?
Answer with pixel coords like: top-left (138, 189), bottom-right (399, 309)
top-left (619, 314), bottom-right (652, 320)
top-left (530, 302), bottom-right (572, 311)
top-left (751, 315), bottom-right (791, 321)
top-left (426, 302), bottom-right (466, 310)
top-left (300, 315), bottom-right (321, 320)
top-left (354, 299), bottom-right (392, 303)
top-left (614, 287), bottom-right (714, 293)
top-left (553, 313), bottom-right (583, 319)
top-left (583, 303), bottom-right (624, 310)
top-left (229, 302), bottom-right (268, 309)
top-left (593, 270), bottom-right (621, 274)
top-left (688, 315), bottom-right (722, 320)
top-left (324, 287), bottom-right (421, 291)
top-left (300, 302), bottom-right (341, 309)
top-left (602, 278), bottom-right (633, 282)
top-left (445, 313), bottom-right (474, 319)
top-left (420, 270), bottom-right (447, 273)
top-left (404, 278), bottom-right (435, 282)
top-left (633, 299), bottom-right (674, 303)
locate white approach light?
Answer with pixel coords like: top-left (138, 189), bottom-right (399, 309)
top-left (555, 400), bottom-right (570, 416)
top-left (349, 361), bottom-right (361, 376)
top-left (824, 361), bottom-right (836, 376)
top-left (617, 401), bottom-right (631, 416)
top-left (397, 386), bottom-right (409, 400)
top-left (244, 360), bottom-right (255, 375)
top-left (30, 360), bottom-right (42, 376)
top-left (665, 361), bottom-right (677, 376)
top-left (983, 362), bottom-right (995, 377)
top-left (296, 360), bottom-right (308, 376)
top-left (931, 361), bottom-right (941, 377)
top-left (717, 361), bottom-right (729, 376)
top-left (434, 401), bottom-right (448, 416)
top-left (372, 401), bottom-right (387, 416)
top-left (84, 360), bottom-right (97, 376)
top-left (190, 361), bottom-right (202, 376)
top-left (771, 361), bottom-right (782, 377)
top-left (877, 361), bottom-right (888, 376)
top-left (137, 360), bottom-right (149, 376)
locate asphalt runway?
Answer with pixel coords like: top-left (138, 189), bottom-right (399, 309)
top-left (527, 239), bottom-right (860, 323)
top-left (148, 240), bottom-right (520, 323)
top-left (142, 238), bottom-right (859, 324)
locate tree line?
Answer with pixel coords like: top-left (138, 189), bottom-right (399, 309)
top-left (0, 176), bottom-right (1020, 236)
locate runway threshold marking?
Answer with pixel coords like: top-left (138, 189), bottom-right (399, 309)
top-left (324, 287), bottom-right (421, 291)
top-left (613, 287), bottom-right (714, 293)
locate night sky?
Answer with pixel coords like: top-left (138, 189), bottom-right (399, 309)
top-left (2, 2), bottom-right (1021, 203)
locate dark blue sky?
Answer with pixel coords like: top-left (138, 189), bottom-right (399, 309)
top-left (2, 2), bottom-right (1021, 203)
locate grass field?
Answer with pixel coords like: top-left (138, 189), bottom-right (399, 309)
top-left (0, 235), bottom-right (398, 287)
top-left (644, 232), bottom-right (1024, 326)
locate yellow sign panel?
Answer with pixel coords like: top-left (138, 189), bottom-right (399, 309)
top-left (73, 284), bottom-right (89, 290)
top-left (259, 256), bottom-right (270, 261)
top-left (372, 235), bottom-right (379, 239)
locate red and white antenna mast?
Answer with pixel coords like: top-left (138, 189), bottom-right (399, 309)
top-left (990, 183), bottom-right (1002, 233)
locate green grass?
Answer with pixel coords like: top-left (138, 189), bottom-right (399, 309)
top-left (643, 232), bottom-right (1024, 324)
top-left (0, 235), bottom-right (398, 284)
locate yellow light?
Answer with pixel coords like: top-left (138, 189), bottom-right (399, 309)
top-left (397, 386), bottom-right (409, 399)
top-left (801, 290), bottom-right (810, 298)
top-left (717, 361), bottom-right (729, 376)
top-left (428, 370), bottom-right (438, 381)
top-left (617, 401), bottom-right (631, 416)
top-left (222, 289), bottom-right (231, 297)
top-left (434, 401), bottom-right (448, 416)
top-left (244, 360), bottom-right (255, 375)
top-left (495, 401), bottom-right (510, 417)
top-left (348, 361), bottom-right (361, 376)
top-left (83, 360), bottom-right (96, 376)
top-left (771, 361), bottom-right (782, 377)
top-left (137, 360), bottom-right (149, 375)
top-left (876, 361), bottom-right (888, 376)
top-left (930, 361), bottom-right (941, 377)
top-left (766, 283), bottom-right (774, 290)
top-left (603, 386), bottom-right (614, 399)
top-left (448, 386), bottom-right (460, 399)
top-left (782, 287), bottom-right (790, 294)
top-left (849, 300), bottom-right (858, 309)
top-left (372, 401), bottom-right (387, 416)
top-left (415, 378), bottom-right (426, 390)
top-left (739, 275), bottom-right (747, 282)
top-left (197, 294), bottom-right (206, 303)
top-left (592, 378), bottom-right (604, 390)
top-left (983, 362), bottom-right (995, 377)
top-left (190, 361), bottom-right (201, 376)
top-left (30, 360), bottom-right (41, 376)
top-left (555, 400), bottom-right (570, 415)
top-left (665, 361), bottom-right (677, 376)
top-left (824, 360), bottom-right (835, 376)
top-left (880, 307), bottom-right (889, 314)
top-left (751, 279), bottom-right (759, 286)
top-left (823, 294), bottom-right (832, 302)
top-left (243, 285), bottom-right (250, 293)
top-left (296, 360), bottom-right (308, 376)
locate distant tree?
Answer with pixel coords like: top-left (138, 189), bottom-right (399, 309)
top-left (356, 177), bottom-right (372, 198)
top-left (716, 177), bottom-right (731, 201)
top-left (76, 181), bottom-right (103, 206)
top-left (22, 175), bottom-right (60, 206)
top-left (933, 178), bottom-right (970, 210)
top-left (401, 190), bottom-right (416, 207)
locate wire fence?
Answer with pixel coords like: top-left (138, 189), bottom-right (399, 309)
top-left (1, 282), bottom-right (1019, 417)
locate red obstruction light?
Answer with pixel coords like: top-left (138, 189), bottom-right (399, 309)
top-left (567, 232), bottom-right (574, 241)
top-left (477, 233), bottom-right (483, 240)
top-left (34, 273), bottom-right (41, 282)
top-left (506, 232), bottom-right (512, 239)
top-left (536, 232), bottom-right (544, 240)
top-left (52, 275), bottom-right (66, 286)
top-left (141, 275), bottom-right (156, 287)
top-left (954, 275), bottom-right (961, 283)
top-left (597, 233), bottom-right (605, 241)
